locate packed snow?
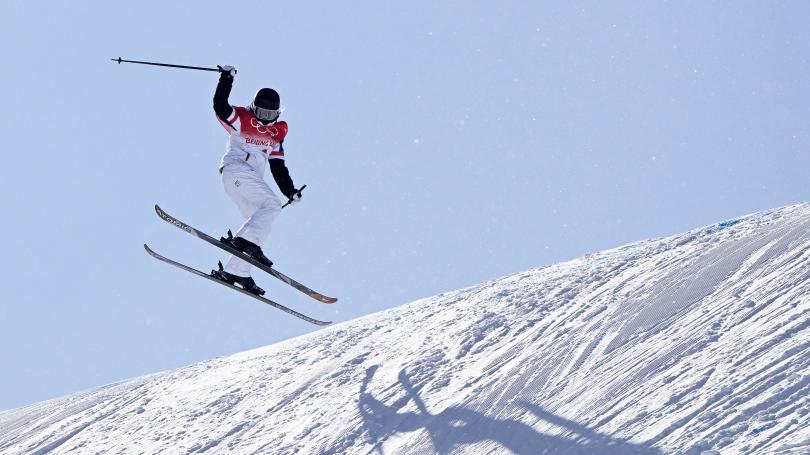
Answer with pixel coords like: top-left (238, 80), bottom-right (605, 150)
top-left (1, 204), bottom-right (809, 454)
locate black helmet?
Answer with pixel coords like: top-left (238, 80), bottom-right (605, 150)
top-left (250, 88), bottom-right (282, 123)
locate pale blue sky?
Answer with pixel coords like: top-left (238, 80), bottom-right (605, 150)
top-left (1, 1), bottom-right (808, 410)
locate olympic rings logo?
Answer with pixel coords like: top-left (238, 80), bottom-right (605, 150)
top-left (250, 117), bottom-right (279, 135)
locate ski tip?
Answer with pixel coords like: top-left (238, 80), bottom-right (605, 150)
top-left (311, 292), bottom-right (338, 303)
top-left (154, 204), bottom-right (171, 220)
top-left (143, 243), bottom-right (159, 258)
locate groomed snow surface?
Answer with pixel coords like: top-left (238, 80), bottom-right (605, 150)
top-left (2, 204), bottom-right (809, 454)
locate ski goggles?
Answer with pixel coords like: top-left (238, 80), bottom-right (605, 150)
top-left (250, 104), bottom-right (284, 122)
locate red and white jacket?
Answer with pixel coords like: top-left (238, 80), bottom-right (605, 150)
top-left (217, 106), bottom-right (288, 175)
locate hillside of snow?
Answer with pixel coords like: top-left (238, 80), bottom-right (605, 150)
top-left (2, 204), bottom-right (809, 454)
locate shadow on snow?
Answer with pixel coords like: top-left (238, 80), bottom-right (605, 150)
top-left (350, 365), bottom-right (661, 455)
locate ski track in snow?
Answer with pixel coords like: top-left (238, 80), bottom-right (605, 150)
top-left (2, 204), bottom-right (810, 454)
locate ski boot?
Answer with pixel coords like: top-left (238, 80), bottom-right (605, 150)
top-left (220, 230), bottom-right (274, 268)
top-left (211, 262), bottom-right (265, 296)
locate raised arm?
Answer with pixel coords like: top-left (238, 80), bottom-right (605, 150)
top-left (213, 66), bottom-right (236, 121)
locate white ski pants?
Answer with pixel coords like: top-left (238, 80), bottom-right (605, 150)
top-left (221, 162), bottom-right (282, 276)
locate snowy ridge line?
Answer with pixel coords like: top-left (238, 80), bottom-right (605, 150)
top-left (0, 203), bottom-right (809, 454)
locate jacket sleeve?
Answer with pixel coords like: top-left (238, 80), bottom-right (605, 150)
top-left (213, 72), bottom-right (234, 121)
top-left (269, 145), bottom-right (296, 199)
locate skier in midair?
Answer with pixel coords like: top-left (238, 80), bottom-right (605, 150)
top-left (210, 65), bottom-right (303, 295)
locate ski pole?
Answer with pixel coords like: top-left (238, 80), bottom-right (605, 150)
top-left (110, 57), bottom-right (227, 73)
top-left (282, 185), bottom-right (307, 208)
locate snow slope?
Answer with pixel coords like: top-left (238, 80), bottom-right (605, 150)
top-left (2, 204), bottom-right (809, 454)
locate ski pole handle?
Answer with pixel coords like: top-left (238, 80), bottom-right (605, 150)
top-left (111, 57), bottom-right (224, 73)
top-left (282, 185), bottom-right (307, 208)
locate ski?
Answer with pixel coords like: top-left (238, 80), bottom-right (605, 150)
top-left (144, 244), bottom-right (332, 326)
top-left (154, 204), bottom-right (337, 304)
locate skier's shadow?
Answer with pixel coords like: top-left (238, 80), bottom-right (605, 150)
top-left (356, 365), bottom-right (661, 454)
